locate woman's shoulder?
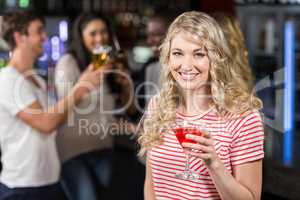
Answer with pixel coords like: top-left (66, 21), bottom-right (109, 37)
top-left (227, 109), bottom-right (263, 134)
top-left (223, 109), bottom-right (262, 121)
top-left (55, 53), bottom-right (81, 82)
top-left (240, 109), bottom-right (263, 122)
top-left (56, 53), bottom-right (79, 70)
top-left (60, 53), bottom-right (76, 61)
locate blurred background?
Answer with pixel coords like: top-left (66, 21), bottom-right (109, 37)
top-left (0, 0), bottom-right (300, 200)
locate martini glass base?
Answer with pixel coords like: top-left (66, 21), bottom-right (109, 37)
top-left (175, 171), bottom-right (200, 181)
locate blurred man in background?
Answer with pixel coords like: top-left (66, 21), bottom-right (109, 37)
top-left (133, 13), bottom-right (171, 118)
top-left (0, 10), bottom-right (104, 200)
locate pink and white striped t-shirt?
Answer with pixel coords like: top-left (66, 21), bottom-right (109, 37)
top-left (148, 102), bottom-right (264, 200)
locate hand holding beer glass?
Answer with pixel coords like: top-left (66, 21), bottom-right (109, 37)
top-left (92, 45), bottom-right (112, 70)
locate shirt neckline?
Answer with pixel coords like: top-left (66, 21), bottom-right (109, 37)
top-left (176, 105), bottom-right (215, 120)
top-left (8, 66), bottom-right (44, 90)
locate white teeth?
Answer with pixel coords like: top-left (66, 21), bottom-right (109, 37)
top-left (179, 72), bottom-right (198, 80)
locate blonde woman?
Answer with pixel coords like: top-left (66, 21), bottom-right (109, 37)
top-left (139, 11), bottom-right (264, 200)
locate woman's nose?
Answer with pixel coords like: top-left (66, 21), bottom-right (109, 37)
top-left (180, 55), bottom-right (193, 71)
top-left (95, 34), bottom-right (104, 45)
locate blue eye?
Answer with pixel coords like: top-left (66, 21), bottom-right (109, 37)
top-left (194, 52), bottom-right (206, 58)
top-left (172, 52), bottom-right (182, 56)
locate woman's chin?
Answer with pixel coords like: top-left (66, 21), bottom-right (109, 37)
top-left (177, 81), bottom-right (209, 93)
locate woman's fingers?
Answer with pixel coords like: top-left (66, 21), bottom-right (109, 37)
top-left (188, 152), bottom-right (212, 161)
top-left (185, 134), bottom-right (213, 146)
top-left (86, 63), bottom-right (94, 72)
top-left (199, 129), bottom-right (211, 138)
top-left (102, 63), bottom-right (113, 70)
top-left (182, 142), bottom-right (213, 153)
top-left (94, 68), bottom-right (105, 78)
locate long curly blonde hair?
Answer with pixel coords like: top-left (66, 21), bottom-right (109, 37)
top-left (211, 12), bottom-right (253, 92)
top-left (138, 11), bottom-right (262, 154)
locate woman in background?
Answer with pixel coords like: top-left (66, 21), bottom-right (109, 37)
top-left (55, 13), bottom-right (117, 200)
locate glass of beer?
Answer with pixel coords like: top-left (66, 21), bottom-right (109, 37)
top-left (92, 45), bottom-right (112, 70)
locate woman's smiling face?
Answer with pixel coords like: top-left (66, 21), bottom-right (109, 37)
top-left (168, 31), bottom-right (210, 94)
top-left (82, 19), bottom-right (109, 53)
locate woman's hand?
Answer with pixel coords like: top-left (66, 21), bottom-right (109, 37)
top-left (74, 63), bottom-right (110, 96)
top-left (182, 130), bottom-right (221, 169)
top-left (77, 64), bottom-right (105, 86)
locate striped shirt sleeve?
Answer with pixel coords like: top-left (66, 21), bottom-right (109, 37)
top-left (230, 110), bottom-right (265, 166)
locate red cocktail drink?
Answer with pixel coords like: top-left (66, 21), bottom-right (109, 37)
top-left (173, 127), bottom-right (203, 146)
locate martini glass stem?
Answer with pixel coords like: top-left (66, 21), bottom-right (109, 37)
top-left (185, 153), bottom-right (191, 172)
